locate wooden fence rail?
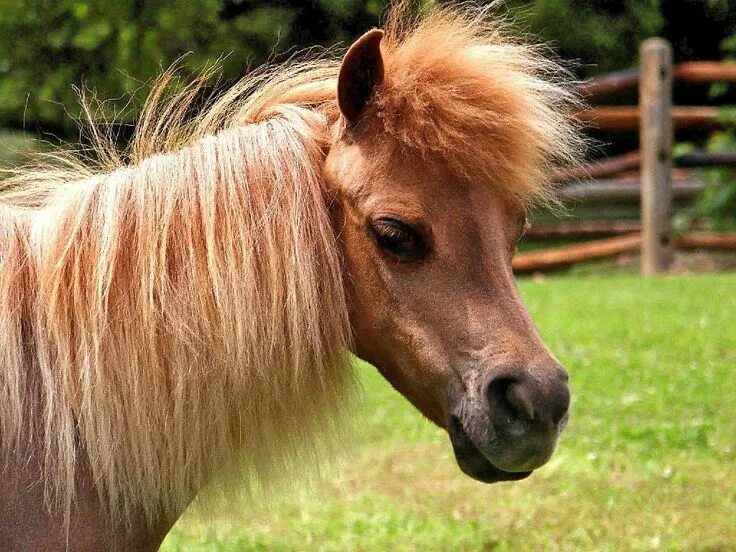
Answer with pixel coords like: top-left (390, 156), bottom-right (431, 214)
top-left (576, 106), bottom-right (722, 131)
top-left (524, 219), bottom-right (711, 239)
top-left (558, 178), bottom-right (702, 204)
top-left (578, 61), bottom-right (736, 99)
top-left (514, 233), bottom-right (736, 273)
top-left (552, 150), bottom-right (736, 183)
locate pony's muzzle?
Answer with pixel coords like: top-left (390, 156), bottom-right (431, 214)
top-left (482, 365), bottom-right (570, 472)
top-left (447, 363), bottom-right (570, 483)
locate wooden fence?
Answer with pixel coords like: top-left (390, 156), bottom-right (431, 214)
top-left (513, 38), bottom-right (736, 275)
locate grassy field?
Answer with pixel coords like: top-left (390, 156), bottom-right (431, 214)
top-left (160, 273), bottom-right (736, 551)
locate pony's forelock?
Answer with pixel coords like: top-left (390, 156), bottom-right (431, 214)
top-left (371, 1), bottom-right (584, 205)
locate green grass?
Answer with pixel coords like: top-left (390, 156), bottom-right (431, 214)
top-left (161, 273), bottom-right (736, 551)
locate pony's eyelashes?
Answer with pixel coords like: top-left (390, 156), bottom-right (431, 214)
top-left (368, 216), bottom-right (431, 263)
top-left (517, 217), bottom-right (530, 244)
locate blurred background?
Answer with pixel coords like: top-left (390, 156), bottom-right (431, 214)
top-left (1, 1), bottom-right (734, 550)
top-left (2, 1), bottom-right (736, 233)
top-left (2, 1), bottom-right (735, 130)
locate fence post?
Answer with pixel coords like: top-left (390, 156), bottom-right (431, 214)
top-left (639, 38), bottom-right (674, 276)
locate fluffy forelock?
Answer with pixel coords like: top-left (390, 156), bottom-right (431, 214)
top-left (365, 2), bottom-right (583, 205)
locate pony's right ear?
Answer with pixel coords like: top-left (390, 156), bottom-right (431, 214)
top-left (338, 29), bottom-right (385, 125)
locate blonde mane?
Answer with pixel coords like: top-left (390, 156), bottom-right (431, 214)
top-left (0, 2), bottom-right (580, 525)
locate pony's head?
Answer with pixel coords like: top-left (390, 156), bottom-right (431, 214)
top-left (325, 6), bottom-right (580, 482)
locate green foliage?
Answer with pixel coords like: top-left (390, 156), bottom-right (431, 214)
top-left (505, 0), bottom-right (663, 77)
top-left (0, 0), bottom-right (715, 135)
top-left (3, 0), bottom-right (736, 234)
top-left (710, 0), bottom-right (736, 58)
top-left (693, 129), bottom-right (736, 230)
top-left (2, 0), bottom-right (735, 136)
top-left (0, 0), bottom-right (382, 133)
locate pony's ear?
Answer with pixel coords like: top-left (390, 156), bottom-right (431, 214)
top-left (338, 29), bottom-right (385, 125)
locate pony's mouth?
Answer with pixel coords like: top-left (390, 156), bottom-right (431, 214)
top-left (447, 415), bottom-right (533, 483)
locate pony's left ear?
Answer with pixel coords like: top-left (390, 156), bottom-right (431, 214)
top-left (338, 29), bottom-right (385, 125)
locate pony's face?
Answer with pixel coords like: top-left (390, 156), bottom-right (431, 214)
top-left (325, 30), bottom-right (570, 483)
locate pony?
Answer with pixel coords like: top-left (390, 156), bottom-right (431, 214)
top-left (0, 2), bottom-right (581, 550)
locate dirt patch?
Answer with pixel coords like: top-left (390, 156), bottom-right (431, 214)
top-left (669, 250), bottom-right (736, 273)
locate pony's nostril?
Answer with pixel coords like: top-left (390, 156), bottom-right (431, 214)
top-left (486, 377), bottom-right (534, 428)
top-left (482, 369), bottom-right (570, 473)
top-left (486, 371), bottom-right (570, 430)
top-left (504, 381), bottom-right (536, 421)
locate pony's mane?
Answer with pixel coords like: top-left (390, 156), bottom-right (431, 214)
top-left (0, 108), bottom-right (352, 524)
top-left (0, 2), bottom-right (581, 525)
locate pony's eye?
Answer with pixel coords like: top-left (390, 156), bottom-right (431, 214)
top-left (370, 217), bottom-right (428, 262)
